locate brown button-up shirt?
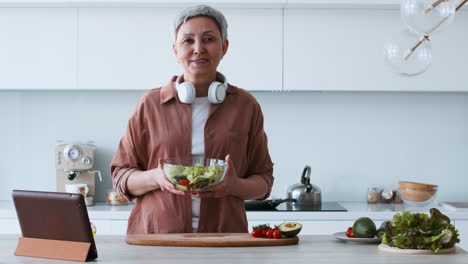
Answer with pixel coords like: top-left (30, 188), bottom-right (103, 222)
top-left (110, 76), bottom-right (274, 234)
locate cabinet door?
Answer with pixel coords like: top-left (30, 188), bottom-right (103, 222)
top-left (0, 8), bottom-right (77, 89)
top-left (299, 220), bottom-right (354, 235)
top-left (454, 220), bottom-right (468, 251)
top-left (110, 220), bottom-right (129, 235)
top-left (78, 8), bottom-right (179, 90)
top-left (217, 8), bottom-right (282, 91)
top-left (284, 9), bottom-right (468, 91)
top-left (78, 8), bottom-right (282, 91)
top-left (91, 220), bottom-right (112, 236)
top-left (0, 219), bottom-right (20, 234)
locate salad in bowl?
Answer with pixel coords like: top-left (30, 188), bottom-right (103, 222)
top-left (163, 157), bottom-right (228, 192)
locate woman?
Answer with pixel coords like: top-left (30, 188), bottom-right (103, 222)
top-left (111, 5), bottom-right (273, 234)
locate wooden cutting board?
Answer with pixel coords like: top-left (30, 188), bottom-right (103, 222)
top-left (378, 244), bottom-right (456, 254)
top-left (126, 233), bottom-right (299, 247)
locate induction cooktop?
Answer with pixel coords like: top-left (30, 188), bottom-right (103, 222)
top-left (246, 202), bottom-right (347, 212)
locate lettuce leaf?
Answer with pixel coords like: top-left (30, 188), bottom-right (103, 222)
top-left (382, 208), bottom-right (460, 252)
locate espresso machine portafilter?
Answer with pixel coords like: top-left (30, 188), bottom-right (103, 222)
top-left (55, 143), bottom-right (102, 205)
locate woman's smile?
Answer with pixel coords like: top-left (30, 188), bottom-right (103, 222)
top-left (190, 58), bottom-right (209, 66)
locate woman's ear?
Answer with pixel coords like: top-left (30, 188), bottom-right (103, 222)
top-left (173, 42), bottom-right (179, 63)
top-left (222, 39), bottom-right (229, 56)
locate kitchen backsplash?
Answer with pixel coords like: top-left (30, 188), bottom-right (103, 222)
top-left (1, 90), bottom-right (468, 202)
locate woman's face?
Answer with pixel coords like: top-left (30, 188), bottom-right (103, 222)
top-left (173, 16), bottom-right (228, 78)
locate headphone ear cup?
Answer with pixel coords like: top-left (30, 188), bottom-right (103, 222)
top-left (177, 82), bottom-right (196, 104)
top-left (208, 81), bottom-right (226, 104)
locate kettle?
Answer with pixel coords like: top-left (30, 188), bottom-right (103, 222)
top-left (287, 165), bottom-right (321, 207)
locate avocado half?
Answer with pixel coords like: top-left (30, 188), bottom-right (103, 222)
top-left (279, 222), bottom-right (302, 237)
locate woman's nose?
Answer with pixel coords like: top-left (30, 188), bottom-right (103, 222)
top-left (193, 41), bottom-right (205, 54)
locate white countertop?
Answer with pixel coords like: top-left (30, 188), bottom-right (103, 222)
top-left (2, 201), bottom-right (468, 221)
top-left (1, 234), bottom-right (466, 264)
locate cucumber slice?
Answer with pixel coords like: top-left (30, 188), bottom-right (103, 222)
top-left (175, 184), bottom-right (188, 191)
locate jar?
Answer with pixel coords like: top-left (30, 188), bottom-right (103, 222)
top-left (367, 187), bottom-right (379, 203)
top-left (380, 188), bottom-right (394, 203)
top-left (393, 189), bottom-right (403, 203)
top-left (106, 191), bottom-right (129, 205)
top-left (90, 221), bottom-right (96, 236)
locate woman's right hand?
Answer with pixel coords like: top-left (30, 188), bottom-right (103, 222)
top-left (148, 159), bottom-right (186, 195)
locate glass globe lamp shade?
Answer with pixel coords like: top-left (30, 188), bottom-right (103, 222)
top-left (384, 30), bottom-right (432, 76)
top-left (401, 0), bottom-right (456, 35)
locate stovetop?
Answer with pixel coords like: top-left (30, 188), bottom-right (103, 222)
top-left (246, 202), bottom-right (347, 212)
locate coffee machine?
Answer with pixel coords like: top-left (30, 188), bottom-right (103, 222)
top-left (55, 143), bottom-right (101, 205)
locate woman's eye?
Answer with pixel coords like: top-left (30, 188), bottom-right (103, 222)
top-left (204, 37), bottom-right (214, 42)
top-left (183, 39), bottom-right (193, 44)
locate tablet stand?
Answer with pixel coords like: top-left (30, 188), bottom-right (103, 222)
top-left (14, 237), bottom-right (91, 262)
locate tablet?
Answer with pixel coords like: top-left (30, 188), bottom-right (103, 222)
top-left (12, 190), bottom-right (98, 261)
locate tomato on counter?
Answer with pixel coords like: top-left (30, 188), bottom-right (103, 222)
top-left (346, 227), bottom-right (355, 238)
top-left (251, 229), bottom-right (262, 238)
top-left (273, 229), bottom-right (282, 239)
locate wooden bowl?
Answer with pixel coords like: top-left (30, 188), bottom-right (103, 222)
top-left (398, 181), bottom-right (438, 204)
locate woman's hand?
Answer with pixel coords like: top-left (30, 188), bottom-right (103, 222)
top-left (149, 159), bottom-right (186, 195)
top-left (196, 154), bottom-right (238, 199)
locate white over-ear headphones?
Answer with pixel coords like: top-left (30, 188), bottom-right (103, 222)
top-left (175, 73), bottom-right (228, 104)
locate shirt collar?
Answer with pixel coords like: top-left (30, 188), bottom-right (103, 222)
top-left (160, 74), bottom-right (237, 104)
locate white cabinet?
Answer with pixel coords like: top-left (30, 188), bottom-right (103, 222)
top-left (216, 8), bottom-right (282, 91)
top-left (298, 221), bottom-right (354, 235)
top-left (249, 220), bottom-right (385, 235)
top-left (78, 8), bottom-right (179, 90)
top-left (91, 220), bottom-right (128, 235)
top-left (109, 220), bottom-right (129, 235)
top-left (454, 220), bottom-right (468, 251)
top-left (0, 219), bottom-right (20, 234)
top-left (0, 8), bottom-right (77, 89)
top-left (92, 220), bottom-right (113, 235)
top-left (283, 9), bottom-right (468, 92)
top-left (78, 8), bottom-right (282, 91)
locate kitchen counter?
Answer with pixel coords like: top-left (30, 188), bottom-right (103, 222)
top-left (0, 234), bottom-right (466, 264)
top-left (2, 201), bottom-right (468, 221)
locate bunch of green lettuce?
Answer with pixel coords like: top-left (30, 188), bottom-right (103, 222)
top-left (382, 208), bottom-right (459, 252)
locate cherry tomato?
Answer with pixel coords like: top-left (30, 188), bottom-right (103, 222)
top-left (272, 229), bottom-right (282, 239)
top-left (265, 229), bottom-right (274, 238)
top-left (178, 179), bottom-right (191, 187)
top-left (260, 229), bottom-right (267, 237)
top-left (346, 227), bottom-right (355, 238)
top-left (251, 229), bottom-right (262, 238)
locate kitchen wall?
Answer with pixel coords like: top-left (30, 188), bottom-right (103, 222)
top-left (2, 1), bottom-right (468, 203)
top-left (1, 90), bottom-right (467, 202)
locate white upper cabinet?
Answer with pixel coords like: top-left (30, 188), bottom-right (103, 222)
top-left (78, 8), bottom-right (179, 90)
top-left (2, 4), bottom-right (467, 91)
top-left (78, 8), bottom-right (282, 91)
top-left (0, 8), bottom-right (77, 89)
top-left (216, 8), bottom-right (282, 91)
top-left (284, 9), bottom-right (468, 91)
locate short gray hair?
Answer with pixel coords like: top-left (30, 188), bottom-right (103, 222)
top-left (173, 5), bottom-right (228, 42)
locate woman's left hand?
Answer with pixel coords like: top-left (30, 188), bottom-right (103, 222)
top-left (196, 154), bottom-right (238, 199)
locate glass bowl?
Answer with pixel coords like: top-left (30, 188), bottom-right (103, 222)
top-left (163, 157), bottom-right (228, 192)
top-left (397, 181), bottom-right (438, 206)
